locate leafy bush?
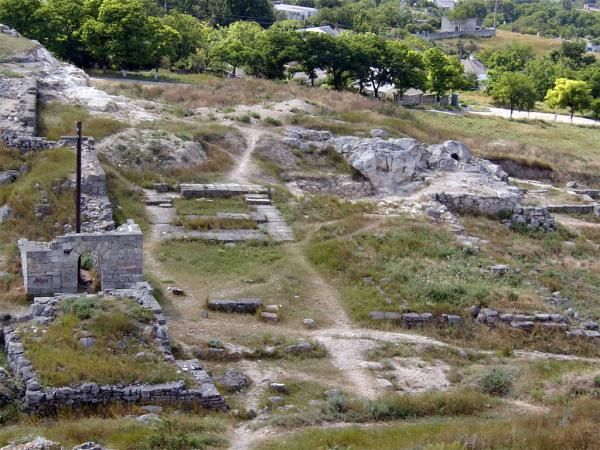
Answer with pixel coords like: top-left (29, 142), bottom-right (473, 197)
top-left (79, 254), bottom-right (94, 271)
top-left (479, 368), bottom-right (513, 397)
top-left (60, 297), bottom-right (98, 320)
top-left (264, 116), bottom-right (282, 126)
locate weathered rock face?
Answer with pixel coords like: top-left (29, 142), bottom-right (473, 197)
top-left (283, 128), bottom-right (508, 196)
top-left (96, 129), bottom-right (206, 171)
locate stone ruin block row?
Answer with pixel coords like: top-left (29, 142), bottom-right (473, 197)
top-left (1, 285), bottom-right (227, 412)
top-left (369, 311), bottom-right (464, 328)
top-left (207, 299), bottom-right (263, 314)
top-left (546, 204), bottom-right (596, 215)
top-left (180, 183), bottom-right (270, 199)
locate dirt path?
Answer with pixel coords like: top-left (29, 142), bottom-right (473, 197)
top-left (554, 214), bottom-right (600, 230)
top-left (228, 127), bottom-right (264, 182)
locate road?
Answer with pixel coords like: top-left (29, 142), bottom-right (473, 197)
top-left (470, 106), bottom-right (598, 126)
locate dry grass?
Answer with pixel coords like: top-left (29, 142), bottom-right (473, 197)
top-left (0, 412), bottom-right (228, 450)
top-left (95, 75), bottom-right (378, 113)
top-left (258, 397), bottom-right (600, 450)
top-left (0, 32), bottom-right (36, 59)
top-left (37, 102), bottom-right (127, 141)
top-left (0, 147), bottom-right (76, 306)
top-left (438, 30), bottom-right (561, 57)
top-left (174, 216), bottom-right (258, 231)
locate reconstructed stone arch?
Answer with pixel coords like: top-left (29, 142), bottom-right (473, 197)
top-left (19, 221), bottom-right (143, 296)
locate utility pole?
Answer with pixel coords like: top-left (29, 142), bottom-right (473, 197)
top-left (493, 0), bottom-right (499, 29)
top-left (76, 121), bottom-right (82, 234)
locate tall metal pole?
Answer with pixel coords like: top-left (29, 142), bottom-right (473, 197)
top-left (493, 0), bottom-right (499, 29)
top-left (76, 121), bottom-right (82, 234)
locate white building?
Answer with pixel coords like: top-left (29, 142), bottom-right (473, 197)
top-left (274, 4), bottom-right (318, 21)
top-left (297, 26), bottom-right (339, 36)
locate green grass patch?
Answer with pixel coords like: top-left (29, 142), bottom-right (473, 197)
top-left (174, 198), bottom-right (251, 216)
top-left (174, 216), bottom-right (258, 231)
top-left (307, 217), bottom-right (522, 320)
top-left (102, 160), bottom-right (150, 232)
top-left (0, 414), bottom-right (228, 450)
top-left (21, 297), bottom-right (183, 386)
top-left (156, 241), bottom-right (284, 279)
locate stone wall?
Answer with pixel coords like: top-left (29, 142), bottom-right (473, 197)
top-left (420, 28), bottom-right (496, 40)
top-left (432, 191), bottom-right (520, 217)
top-left (1, 285), bottom-right (227, 412)
top-left (18, 220), bottom-right (143, 296)
top-left (397, 93), bottom-right (450, 107)
top-left (510, 206), bottom-right (556, 231)
top-left (0, 76), bottom-right (37, 142)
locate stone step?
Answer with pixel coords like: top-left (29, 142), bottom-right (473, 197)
top-left (181, 183), bottom-right (269, 199)
top-left (245, 197), bottom-right (272, 206)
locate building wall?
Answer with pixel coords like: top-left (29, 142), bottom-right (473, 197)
top-left (19, 221), bottom-right (143, 296)
top-left (441, 17), bottom-right (477, 32)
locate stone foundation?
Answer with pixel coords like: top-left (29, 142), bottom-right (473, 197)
top-left (1, 284), bottom-right (227, 413)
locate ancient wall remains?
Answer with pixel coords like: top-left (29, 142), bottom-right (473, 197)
top-left (18, 220), bottom-right (143, 296)
top-left (1, 284), bottom-right (227, 412)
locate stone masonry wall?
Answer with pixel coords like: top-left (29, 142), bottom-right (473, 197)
top-left (0, 285), bottom-right (226, 412)
top-left (18, 220), bottom-right (143, 296)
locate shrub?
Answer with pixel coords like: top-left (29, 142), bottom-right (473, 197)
top-left (235, 114), bottom-right (251, 124)
top-left (479, 368), bottom-right (513, 397)
top-left (80, 254), bottom-right (94, 271)
top-left (60, 297), bottom-right (98, 320)
top-left (264, 117), bottom-right (282, 126)
top-left (594, 375), bottom-right (600, 388)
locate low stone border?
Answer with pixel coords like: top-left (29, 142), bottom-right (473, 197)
top-left (1, 284), bottom-right (227, 413)
top-left (369, 306), bottom-right (600, 340)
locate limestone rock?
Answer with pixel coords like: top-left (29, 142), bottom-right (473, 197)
top-left (303, 318), bottom-right (317, 329)
top-left (269, 383), bottom-right (287, 393)
top-left (0, 204), bottom-right (11, 224)
top-left (0, 437), bottom-right (62, 450)
top-left (261, 312), bottom-right (279, 323)
top-left (136, 414), bottom-right (161, 425)
top-left (219, 369), bottom-right (251, 392)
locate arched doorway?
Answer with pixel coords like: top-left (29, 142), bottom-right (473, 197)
top-left (78, 251), bottom-right (101, 293)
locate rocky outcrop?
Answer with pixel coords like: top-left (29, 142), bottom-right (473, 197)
top-left (283, 127), bottom-right (508, 195)
top-left (96, 128), bottom-right (206, 171)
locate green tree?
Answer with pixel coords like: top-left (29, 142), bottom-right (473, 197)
top-left (0, 0), bottom-right (44, 39)
top-left (591, 98), bottom-right (600, 123)
top-left (388, 42), bottom-right (426, 99)
top-left (581, 64), bottom-right (600, 99)
top-left (251, 27), bottom-right (301, 79)
top-left (423, 48), bottom-right (465, 99)
top-left (38, 0), bottom-right (90, 64)
top-left (145, 17), bottom-right (180, 74)
top-left (82, 0), bottom-right (165, 70)
top-left (525, 57), bottom-right (574, 101)
top-left (213, 20), bottom-right (262, 76)
top-left (224, 0), bottom-right (274, 26)
top-left (342, 32), bottom-right (391, 98)
top-left (545, 78), bottom-right (593, 122)
top-left (162, 12), bottom-right (210, 64)
top-left (490, 72), bottom-right (537, 118)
